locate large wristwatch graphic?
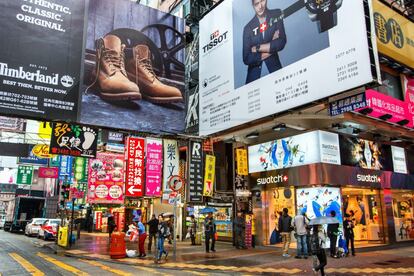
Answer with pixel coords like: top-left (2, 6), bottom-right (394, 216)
top-left (304, 0), bottom-right (343, 33)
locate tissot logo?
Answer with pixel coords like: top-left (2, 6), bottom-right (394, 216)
top-left (257, 175), bottom-right (288, 185)
top-left (356, 174), bottom-right (381, 183)
top-left (202, 30), bottom-right (229, 53)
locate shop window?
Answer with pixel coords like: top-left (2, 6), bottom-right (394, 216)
top-left (392, 190), bottom-right (414, 241)
top-left (267, 187), bottom-right (295, 242)
top-left (376, 71), bottom-right (403, 100)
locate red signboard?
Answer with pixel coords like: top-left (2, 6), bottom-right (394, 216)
top-left (38, 167), bottom-right (59, 178)
top-left (95, 211), bottom-right (102, 230)
top-left (405, 77), bottom-right (414, 128)
top-left (125, 137), bottom-right (145, 197)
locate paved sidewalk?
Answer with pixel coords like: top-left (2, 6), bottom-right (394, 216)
top-left (55, 232), bottom-right (414, 275)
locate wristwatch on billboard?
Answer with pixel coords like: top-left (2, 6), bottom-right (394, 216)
top-left (305, 0), bottom-right (343, 33)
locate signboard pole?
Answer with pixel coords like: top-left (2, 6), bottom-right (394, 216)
top-left (69, 198), bottom-right (75, 248)
top-left (173, 197), bottom-right (177, 261)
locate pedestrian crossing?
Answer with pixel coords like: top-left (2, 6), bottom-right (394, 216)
top-left (8, 253), bottom-right (44, 276)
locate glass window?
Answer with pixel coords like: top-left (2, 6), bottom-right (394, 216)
top-left (392, 190), bottom-right (414, 241)
top-left (376, 71), bottom-right (403, 100)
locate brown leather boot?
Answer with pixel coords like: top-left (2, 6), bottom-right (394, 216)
top-left (126, 45), bottom-right (183, 103)
top-left (91, 35), bottom-right (141, 101)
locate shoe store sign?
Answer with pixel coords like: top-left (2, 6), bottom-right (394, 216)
top-left (49, 123), bottom-right (98, 158)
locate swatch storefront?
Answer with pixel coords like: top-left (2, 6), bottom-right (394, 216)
top-left (248, 131), bottom-right (414, 247)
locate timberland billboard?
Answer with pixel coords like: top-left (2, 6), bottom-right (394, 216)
top-left (0, 0), bottom-right (186, 134)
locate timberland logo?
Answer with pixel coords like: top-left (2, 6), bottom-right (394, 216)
top-left (356, 174), bottom-right (381, 183)
top-left (0, 62), bottom-right (61, 86)
top-left (257, 175), bottom-right (288, 185)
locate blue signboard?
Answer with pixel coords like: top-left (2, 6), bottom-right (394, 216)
top-left (58, 155), bottom-right (74, 181)
top-left (329, 93), bottom-right (367, 116)
top-left (18, 145), bottom-right (48, 165)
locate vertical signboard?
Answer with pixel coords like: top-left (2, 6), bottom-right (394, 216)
top-left (74, 157), bottom-right (88, 182)
top-left (391, 146), bottom-right (407, 174)
top-left (203, 154), bottom-right (216, 197)
top-left (58, 156), bottom-right (73, 181)
top-left (188, 141), bottom-right (203, 202)
top-left (145, 138), bottom-right (163, 197)
top-left (236, 148), bottom-right (248, 175)
top-left (124, 137), bottom-right (145, 197)
top-left (0, 0), bottom-right (86, 121)
top-left (162, 140), bottom-right (179, 201)
top-left (87, 152), bottom-right (124, 204)
top-left (95, 211), bottom-right (102, 230)
top-left (16, 165), bottom-right (33, 185)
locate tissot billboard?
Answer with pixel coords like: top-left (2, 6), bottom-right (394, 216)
top-left (0, 0), bottom-right (86, 121)
top-left (199, 0), bottom-right (379, 135)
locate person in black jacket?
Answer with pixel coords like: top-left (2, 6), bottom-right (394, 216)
top-left (107, 214), bottom-right (116, 238)
top-left (327, 210), bottom-right (339, 258)
top-left (344, 213), bottom-right (355, 256)
top-left (243, 0), bottom-right (287, 84)
top-left (234, 212), bottom-right (246, 249)
top-left (278, 208), bottom-right (292, 257)
top-left (147, 214), bottom-right (159, 252)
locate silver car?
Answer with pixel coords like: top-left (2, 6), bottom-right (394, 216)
top-left (25, 218), bottom-right (47, 237)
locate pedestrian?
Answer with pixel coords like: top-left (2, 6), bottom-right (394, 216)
top-left (293, 211), bottom-right (309, 259)
top-left (278, 208), bottom-right (293, 257)
top-left (137, 218), bottom-right (147, 258)
top-left (344, 213), bottom-right (355, 256)
top-left (147, 214), bottom-right (159, 252)
top-left (204, 212), bottom-right (216, 253)
top-left (327, 210), bottom-right (339, 258)
top-left (188, 215), bottom-right (197, 245)
top-left (311, 225), bottom-right (327, 276)
top-left (234, 211), bottom-right (246, 249)
top-left (168, 216), bottom-right (174, 245)
top-left (107, 214), bottom-right (116, 238)
top-left (157, 215), bottom-right (169, 262)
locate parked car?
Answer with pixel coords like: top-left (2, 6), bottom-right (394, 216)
top-left (38, 219), bottom-right (61, 240)
top-left (0, 214), bottom-right (5, 229)
top-left (25, 218), bottom-right (47, 237)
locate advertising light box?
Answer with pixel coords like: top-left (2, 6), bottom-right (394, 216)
top-left (248, 130), bottom-right (340, 173)
top-left (199, 0), bottom-right (379, 135)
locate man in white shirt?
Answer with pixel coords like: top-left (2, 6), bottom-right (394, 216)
top-left (293, 212), bottom-right (309, 259)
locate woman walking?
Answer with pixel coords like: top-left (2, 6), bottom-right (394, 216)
top-left (156, 215), bottom-right (170, 262)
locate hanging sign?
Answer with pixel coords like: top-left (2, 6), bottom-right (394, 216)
top-left (17, 165), bottom-right (33, 185)
top-left (58, 155), bottom-right (74, 180)
top-left (124, 137), bottom-right (145, 197)
top-left (203, 154), bottom-right (215, 197)
top-left (38, 167), bottom-right (59, 179)
top-left (236, 148), bottom-right (248, 176)
top-left (162, 140), bottom-right (179, 201)
top-left (145, 138), bottom-right (163, 197)
top-left (188, 141), bottom-right (203, 202)
top-left (32, 144), bottom-right (55, 159)
top-left (74, 157), bottom-right (88, 182)
top-left (49, 123), bottom-right (98, 158)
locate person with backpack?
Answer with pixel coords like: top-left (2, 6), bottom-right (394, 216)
top-left (311, 225), bottom-right (327, 276)
top-left (157, 215), bottom-right (169, 262)
top-left (293, 211), bottom-right (309, 259)
top-left (278, 208), bottom-right (293, 257)
top-left (327, 210), bottom-right (339, 258)
top-left (344, 213), bottom-right (355, 256)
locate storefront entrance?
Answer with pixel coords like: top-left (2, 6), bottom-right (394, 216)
top-left (392, 190), bottom-right (414, 242)
top-left (342, 188), bottom-right (385, 246)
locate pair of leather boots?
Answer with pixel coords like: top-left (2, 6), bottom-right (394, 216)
top-left (91, 35), bottom-right (183, 103)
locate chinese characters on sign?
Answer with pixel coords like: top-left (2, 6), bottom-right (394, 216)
top-left (236, 148), bottom-right (248, 176)
top-left (87, 152), bottom-right (124, 204)
top-left (16, 165), bottom-right (33, 185)
top-left (49, 123), bottom-right (98, 158)
top-left (145, 138), bottom-right (163, 197)
top-left (203, 154), bottom-right (216, 197)
top-left (163, 140), bottom-right (179, 201)
top-left (125, 137), bottom-right (145, 197)
top-left (329, 93), bottom-right (367, 116)
top-left (58, 155), bottom-right (74, 181)
top-left (38, 167), bottom-right (59, 179)
top-left (74, 157), bottom-right (88, 182)
top-left (188, 141), bottom-right (203, 202)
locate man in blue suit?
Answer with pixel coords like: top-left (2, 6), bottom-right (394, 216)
top-left (243, 0), bottom-right (287, 84)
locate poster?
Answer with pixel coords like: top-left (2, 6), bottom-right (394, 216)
top-left (124, 137), bottom-right (145, 197)
top-left (0, 0), bottom-right (86, 121)
top-left (188, 141), bottom-right (203, 202)
top-left (162, 139), bottom-right (179, 201)
top-left (236, 148), bottom-right (248, 175)
top-left (199, 0), bottom-right (378, 135)
top-left (49, 123), bottom-right (98, 158)
top-left (87, 152), bottom-right (124, 204)
top-left (203, 154), bottom-right (216, 197)
top-left (16, 165), bottom-right (33, 185)
top-left (391, 146), bottom-right (407, 174)
top-left (80, 0), bottom-right (186, 134)
top-left (145, 138), bottom-right (163, 197)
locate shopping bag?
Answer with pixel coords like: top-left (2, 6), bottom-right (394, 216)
top-left (338, 235), bottom-right (348, 254)
top-left (270, 229), bottom-right (281, 244)
top-left (185, 232), bottom-right (191, 239)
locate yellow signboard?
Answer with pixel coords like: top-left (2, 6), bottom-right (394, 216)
top-left (203, 154), bottom-right (216, 197)
top-left (57, 226), bottom-right (68, 247)
top-left (32, 144), bottom-right (55, 159)
top-left (236, 148), bottom-right (248, 175)
top-left (373, 0), bottom-right (414, 68)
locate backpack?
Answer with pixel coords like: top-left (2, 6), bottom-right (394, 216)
top-left (159, 223), bottom-right (171, 238)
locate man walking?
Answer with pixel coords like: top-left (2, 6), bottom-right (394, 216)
top-left (344, 213), bottom-right (355, 256)
top-left (293, 211), bottom-right (309, 259)
top-left (234, 212), bottom-right (246, 249)
top-left (189, 215), bottom-right (197, 245)
top-left (204, 212), bottom-right (216, 253)
top-left (327, 210), bottom-right (339, 258)
top-left (278, 208), bottom-right (293, 257)
top-left (147, 214), bottom-right (159, 252)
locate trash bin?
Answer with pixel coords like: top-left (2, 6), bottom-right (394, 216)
top-left (110, 231), bottom-right (126, 259)
top-left (58, 226), bottom-right (68, 247)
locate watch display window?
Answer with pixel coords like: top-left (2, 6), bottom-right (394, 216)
top-left (392, 190), bottom-right (414, 242)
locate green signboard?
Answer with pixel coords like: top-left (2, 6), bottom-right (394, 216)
top-left (74, 157), bottom-right (88, 182)
top-left (17, 165), bottom-right (33, 185)
top-left (49, 155), bottom-right (60, 167)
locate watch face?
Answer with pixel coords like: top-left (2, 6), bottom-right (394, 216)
top-left (306, 0), bottom-right (332, 13)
